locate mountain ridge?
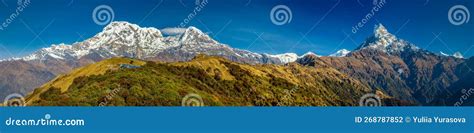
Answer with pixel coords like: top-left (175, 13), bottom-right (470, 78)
top-left (1, 21), bottom-right (472, 106)
top-left (297, 24), bottom-right (469, 105)
top-left (0, 21), bottom-right (308, 64)
top-left (28, 55), bottom-right (382, 106)
top-left (0, 21), bottom-right (309, 102)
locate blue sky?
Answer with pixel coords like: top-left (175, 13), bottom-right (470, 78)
top-left (0, 0), bottom-right (472, 59)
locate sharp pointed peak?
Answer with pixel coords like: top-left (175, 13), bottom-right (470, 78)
top-left (375, 23), bottom-right (386, 30)
top-left (184, 26), bottom-right (204, 34)
top-left (300, 51), bottom-right (321, 58)
top-left (303, 51), bottom-right (316, 56)
top-left (186, 26), bottom-right (199, 30)
top-left (374, 23), bottom-right (392, 38)
top-left (179, 26), bottom-right (216, 43)
top-left (181, 26), bottom-right (213, 39)
top-left (355, 23), bottom-right (406, 52)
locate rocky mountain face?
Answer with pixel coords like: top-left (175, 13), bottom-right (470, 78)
top-left (434, 57), bottom-right (474, 106)
top-left (297, 24), bottom-right (468, 105)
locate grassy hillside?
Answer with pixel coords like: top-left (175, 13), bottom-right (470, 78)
top-left (25, 58), bottom-right (145, 105)
top-left (29, 55), bottom-right (375, 106)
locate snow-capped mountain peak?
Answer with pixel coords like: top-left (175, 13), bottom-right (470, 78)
top-left (20, 43), bottom-right (73, 61)
top-left (359, 24), bottom-right (397, 50)
top-left (440, 51), bottom-right (464, 59)
top-left (98, 21), bottom-right (162, 38)
top-left (185, 26), bottom-right (203, 34)
top-left (179, 26), bottom-right (216, 44)
top-left (329, 49), bottom-right (351, 57)
top-left (374, 24), bottom-right (392, 39)
top-left (453, 52), bottom-right (464, 59)
top-left (103, 21), bottom-right (141, 32)
top-left (300, 52), bottom-right (320, 58)
top-left (3, 21), bottom-right (176, 62)
top-left (356, 24), bottom-right (419, 54)
top-left (1, 21), bottom-right (301, 65)
top-left (264, 53), bottom-right (298, 64)
top-left (86, 21), bottom-right (165, 52)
